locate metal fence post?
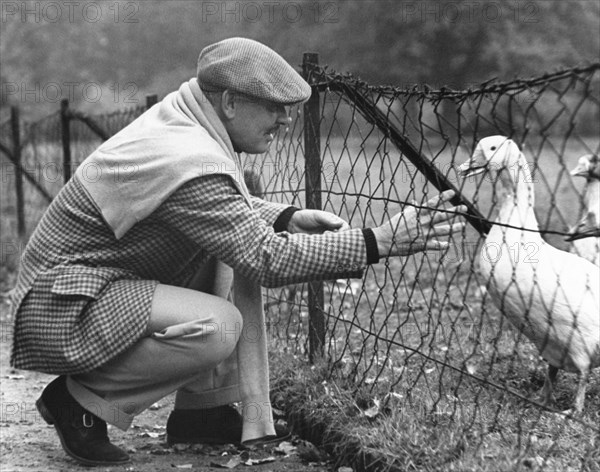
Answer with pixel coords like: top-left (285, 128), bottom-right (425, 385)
top-left (11, 106), bottom-right (25, 242)
top-left (302, 52), bottom-right (325, 363)
top-left (60, 98), bottom-right (72, 184)
top-left (146, 94), bottom-right (158, 110)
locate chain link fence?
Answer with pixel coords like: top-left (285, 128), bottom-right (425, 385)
top-left (251, 61), bottom-right (600, 469)
top-left (0, 103), bottom-right (148, 272)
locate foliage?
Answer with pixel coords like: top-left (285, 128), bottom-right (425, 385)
top-left (1, 0), bottom-right (599, 120)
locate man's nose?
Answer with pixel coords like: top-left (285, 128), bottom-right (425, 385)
top-left (275, 107), bottom-right (290, 126)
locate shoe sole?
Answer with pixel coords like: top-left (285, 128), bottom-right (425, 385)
top-left (36, 397), bottom-right (130, 467)
top-left (240, 430), bottom-right (292, 449)
top-left (166, 433), bottom-right (241, 447)
top-left (166, 430), bottom-right (292, 448)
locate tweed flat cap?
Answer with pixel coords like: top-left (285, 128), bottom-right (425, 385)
top-left (197, 37), bottom-right (311, 105)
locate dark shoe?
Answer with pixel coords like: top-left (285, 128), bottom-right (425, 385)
top-left (166, 405), bottom-right (243, 445)
top-left (166, 406), bottom-right (291, 447)
top-left (36, 376), bottom-right (130, 466)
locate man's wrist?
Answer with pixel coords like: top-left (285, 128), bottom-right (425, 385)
top-left (371, 226), bottom-right (390, 258)
top-left (362, 228), bottom-right (380, 264)
top-left (273, 207), bottom-right (301, 233)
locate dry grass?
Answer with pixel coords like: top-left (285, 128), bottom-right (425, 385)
top-left (270, 349), bottom-right (600, 472)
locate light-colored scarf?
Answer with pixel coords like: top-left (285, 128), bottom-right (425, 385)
top-left (75, 78), bottom-right (275, 443)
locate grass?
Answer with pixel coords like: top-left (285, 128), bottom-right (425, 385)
top-left (270, 349), bottom-right (600, 472)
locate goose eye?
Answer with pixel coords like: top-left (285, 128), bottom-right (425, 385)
top-left (490, 146), bottom-right (497, 151)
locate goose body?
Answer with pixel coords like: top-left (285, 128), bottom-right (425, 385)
top-left (459, 136), bottom-right (600, 412)
top-left (568, 154), bottom-right (600, 267)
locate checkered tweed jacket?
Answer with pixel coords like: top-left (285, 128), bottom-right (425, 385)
top-left (10, 174), bottom-right (370, 374)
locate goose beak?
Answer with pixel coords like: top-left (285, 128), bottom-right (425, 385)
top-left (570, 162), bottom-right (589, 177)
top-left (458, 149), bottom-right (487, 177)
top-left (566, 218), bottom-right (600, 241)
top-left (566, 226), bottom-right (600, 241)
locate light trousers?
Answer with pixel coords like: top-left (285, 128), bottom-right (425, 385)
top-left (66, 268), bottom-right (245, 431)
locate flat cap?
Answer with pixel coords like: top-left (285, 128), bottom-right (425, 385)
top-left (197, 37), bottom-right (311, 105)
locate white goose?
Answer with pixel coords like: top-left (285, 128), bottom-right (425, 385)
top-left (459, 136), bottom-right (600, 413)
top-left (568, 154), bottom-right (600, 267)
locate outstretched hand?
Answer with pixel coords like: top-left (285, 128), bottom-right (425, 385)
top-left (288, 210), bottom-right (351, 234)
top-left (372, 190), bottom-right (466, 257)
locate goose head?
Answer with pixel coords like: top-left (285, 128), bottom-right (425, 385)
top-left (567, 154), bottom-right (600, 242)
top-left (458, 136), bottom-right (532, 193)
top-left (570, 154), bottom-right (600, 181)
top-left (458, 136), bottom-right (519, 177)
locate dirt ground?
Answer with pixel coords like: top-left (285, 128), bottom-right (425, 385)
top-left (0, 295), bottom-right (339, 472)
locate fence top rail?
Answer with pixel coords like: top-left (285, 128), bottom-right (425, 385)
top-left (20, 110), bottom-right (61, 129)
top-left (305, 62), bottom-right (600, 100)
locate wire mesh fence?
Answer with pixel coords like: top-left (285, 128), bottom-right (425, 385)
top-left (0, 103), bottom-right (148, 273)
top-left (1, 62), bottom-right (599, 469)
top-left (250, 62), bottom-right (600, 469)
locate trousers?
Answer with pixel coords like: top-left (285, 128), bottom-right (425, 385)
top-left (66, 268), bottom-right (246, 431)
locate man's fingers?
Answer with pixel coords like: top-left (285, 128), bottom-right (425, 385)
top-left (424, 190), bottom-right (456, 210)
top-left (316, 212), bottom-right (350, 231)
top-left (426, 222), bottom-right (466, 237)
top-left (423, 240), bottom-right (450, 251)
top-left (429, 205), bottom-right (468, 225)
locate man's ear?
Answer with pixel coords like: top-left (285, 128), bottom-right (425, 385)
top-left (220, 90), bottom-right (237, 120)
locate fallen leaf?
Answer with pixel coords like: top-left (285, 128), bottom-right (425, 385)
top-left (384, 392), bottom-right (403, 401)
top-left (244, 456), bottom-right (276, 465)
top-left (211, 456), bottom-right (242, 469)
top-left (173, 464), bottom-right (193, 469)
top-left (139, 431), bottom-right (163, 438)
top-left (274, 441), bottom-right (297, 455)
top-left (363, 398), bottom-right (381, 419)
top-left (297, 440), bottom-right (328, 463)
top-left (150, 448), bottom-right (171, 455)
top-left (171, 443), bottom-right (190, 452)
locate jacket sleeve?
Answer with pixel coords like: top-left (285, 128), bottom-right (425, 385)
top-left (248, 196), bottom-right (298, 228)
top-left (154, 175), bottom-right (369, 288)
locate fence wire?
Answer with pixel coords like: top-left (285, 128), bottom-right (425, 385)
top-left (1, 64), bottom-right (599, 470)
top-left (0, 105), bottom-right (147, 267)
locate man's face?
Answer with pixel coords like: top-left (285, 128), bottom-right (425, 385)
top-left (223, 94), bottom-right (291, 154)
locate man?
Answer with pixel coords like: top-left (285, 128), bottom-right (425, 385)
top-left (9, 37), bottom-right (465, 465)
